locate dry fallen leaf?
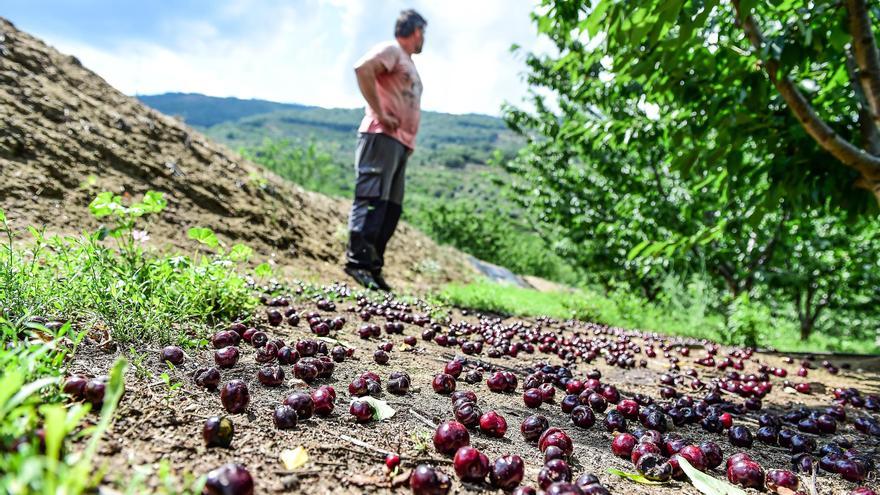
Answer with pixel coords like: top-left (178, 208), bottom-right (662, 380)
top-left (280, 446), bottom-right (309, 470)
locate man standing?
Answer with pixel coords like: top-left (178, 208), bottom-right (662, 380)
top-left (344, 9), bottom-right (426, 291)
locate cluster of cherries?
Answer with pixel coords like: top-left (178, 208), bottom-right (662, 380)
top-left (61, 285), bottom-right (880, 495)
top-left (410, 337), bottom-right (879, 495)
top-left (412, 416), bottom-right (612, 495)
top-left (348, 370), bottom-right (412, 421)
top-left (410, 361), bottom-right (621, 495)
top-left (61, 373), bottom-right (111, 407)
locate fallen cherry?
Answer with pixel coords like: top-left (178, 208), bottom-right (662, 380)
top-left (520, 415), bottom-right (549, 442)
top-left (194, 367), bottom-right (221, 390)
top-left (727, 459), bottom-right (764, 489)
top-left (699, 441), bottom-right (723, 469)
top-left (282, 392), bottom-right (314, 420)
top-left (160, 345), bottom-right (184, 365)
top-left (220, 380), bottom-right (249, 414)
top-left (311, 386), bottom-right (335, 416)
top-left (523, 388), bottom-right (543, 408)
top-left (203, 416), bottom-right (234, 448)
top-left (434, 420), bottom-right (470, 455)
top-left (570, 405), bottom-right (595, 429)
top-left (479, 411), bottom-right (508, 438)
top-left (636, 453), bottom-right (672, 482)
top-left (453, 446), bottom-right (490, 482)
top-left (765, 469), bottom-right (799, 493)
top-left (538, 459), bottom-right (572, 489)
top-left (273, 405), bottom-right (298, 429)
top-left (432, 374), bottom-right (456, 394)
top-left (611, 433), bottom-right (636, 458)
top-left (490, 454), bottom-right (524, 490)
top-left (214, 346), bottom-right (240, 368)
top-left (410, 464), bottom-right (451, 495)
top-left (257, 365), bottom-right (284, 387)
top-left (349, 400), bottom-right (373, 423)
top-left (203, 463), bottom-right (254, 495)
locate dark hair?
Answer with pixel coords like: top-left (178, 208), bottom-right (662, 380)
top-left (395, 9), bottom-right (426, 38)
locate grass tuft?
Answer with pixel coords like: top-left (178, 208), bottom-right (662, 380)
top-left (0, 194), bottom-right (257, 345)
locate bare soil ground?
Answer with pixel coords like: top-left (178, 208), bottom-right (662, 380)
top-left (67, 288), bottom-right (880, 494)
top-left (0, 17), bottom-right (476, 293)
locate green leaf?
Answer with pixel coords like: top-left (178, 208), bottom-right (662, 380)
top-left (828, 26), bottom-right (850, 51)
top-left (187, 227), bottom-right (219, 249)
top-left (585, 1), bottom-right (612, 37)
top-left (352, 397), bottom-right (396, 421)
top-left (254, 262), bottom-right (272, 278)
top-left (28, 226), bottom-right (43, 242)
top-left (40, 404), bottom-right (68, 461)
top-left (140, 191), bottom-right (167, 213)
top-left (1, 376), bottom-right (59, 417)
top-left (677, 456), bottom-right (746, 495)
top-left (229, 244), bottom-right (253, 262)
top-left (641, 241), bottom-right (667, 258)
top-left (89, 192), bottom-right (122, 218)
top-left (0, 207), bottom-right (5, 222)
top-left (0, 369), bottom-right (26, 415)
top-left (607, 468), bottom-right (667, 485)
top-left (627, 239), bottom-right (651, 260)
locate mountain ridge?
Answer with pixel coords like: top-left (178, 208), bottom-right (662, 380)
top-left (137, 91), bottom-right (507, 127)
top-left (137, 92), bottom-right (310, 127)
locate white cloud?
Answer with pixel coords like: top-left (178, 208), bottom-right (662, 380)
top-left (34, 0), bottom-right (550, 116)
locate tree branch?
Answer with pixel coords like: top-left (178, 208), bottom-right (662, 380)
top-left (846, 0), bottom-right (880, 129)
top-left (846, 52), bottom-right (880, 155)
top-left (731, 0), bottom-right (880, 200)
top-left (714, 261), bottom-right (740, 296)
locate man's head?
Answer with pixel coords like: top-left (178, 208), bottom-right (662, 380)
top-left (394, 9), bottom-right (426, 55)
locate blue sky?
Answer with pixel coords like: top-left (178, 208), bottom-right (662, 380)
top-left (4, 0), bottom-right (552, 115)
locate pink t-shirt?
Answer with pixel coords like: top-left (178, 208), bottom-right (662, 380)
top-left (355, 42), bottom-right (422, 150)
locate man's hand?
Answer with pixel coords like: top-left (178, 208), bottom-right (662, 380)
top-left (356, 58), bottom-right (398, 132)
top-left (378, 112), bottom-right (400, 132)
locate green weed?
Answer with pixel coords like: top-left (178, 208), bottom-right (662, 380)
top-left (0, 316), bottom-right (128, 494)
top-left (0, 193), bottom-right (258, 345)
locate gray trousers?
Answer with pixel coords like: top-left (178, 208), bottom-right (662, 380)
top-left (346, 133), bottom-right (409, 271)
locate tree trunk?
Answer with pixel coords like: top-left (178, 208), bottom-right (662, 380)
top-left (799, 319), bottom-right (812, 341)
top-left (640, 280), bottom-right (661, 302)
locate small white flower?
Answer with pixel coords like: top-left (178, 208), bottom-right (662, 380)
top-left (132, 229), bottom-right (151, 243)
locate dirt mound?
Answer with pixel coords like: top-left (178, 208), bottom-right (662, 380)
top-left (0, 17), bottom-right (475, 289)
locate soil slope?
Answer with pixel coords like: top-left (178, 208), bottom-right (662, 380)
top-left (0, 17), bottom-right (475, 289)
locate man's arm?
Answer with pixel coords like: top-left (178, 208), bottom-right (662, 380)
top-left (355, 58), bottom-right (399, 131)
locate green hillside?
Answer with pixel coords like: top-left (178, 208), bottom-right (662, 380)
top-left (138, 93), bottom-right (522, 169)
